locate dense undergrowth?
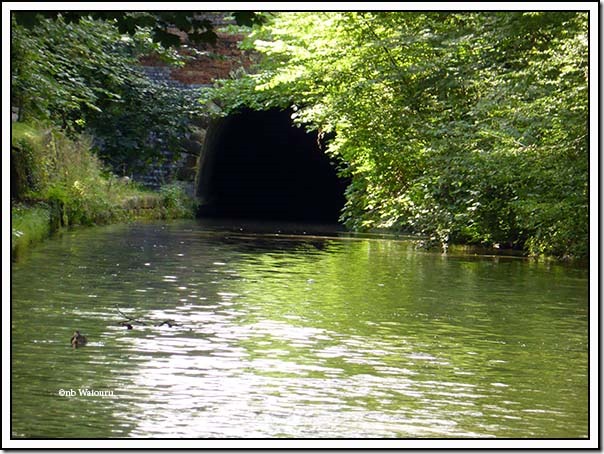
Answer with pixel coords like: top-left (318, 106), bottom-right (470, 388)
top-left (11, 122), bottom-right (196, 258)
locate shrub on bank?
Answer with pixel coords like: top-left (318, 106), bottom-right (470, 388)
top-left (11, 122), bottom-right (197, 257)
top-left (160, 183), bottom-right (197, 219)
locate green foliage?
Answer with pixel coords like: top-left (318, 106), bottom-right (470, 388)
top-left (212, 12), bottom-right (588, 259)
top-left (11, 123), bottom-right (196, 227)
top-left (160, 183), bottom-right (198, 219)
top-left (11, 123), bottom-right (198, 257)
top-left (13, 11), bottom-right (265, 47)
top-left (12, 123), bottom-right (123, 224)
top-left (11, 203), bottom-right (52, 257)
top-left (11, 123), bottom-right (49, 197)
top-left (89, 82), bottom-right (203, 172)
top-left (11, 14), bottom-right (202, 174)
top-left (12, 16), bottom-right (138, 126)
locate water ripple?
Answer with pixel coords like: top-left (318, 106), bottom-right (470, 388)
top-left (11, 220), bottom-right (589, 439)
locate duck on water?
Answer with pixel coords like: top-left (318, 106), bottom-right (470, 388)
top-left (70, 331), bottom-right (87, 349)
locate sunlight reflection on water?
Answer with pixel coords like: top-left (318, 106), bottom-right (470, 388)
top-left (11, 220), bottom-right (588, 438)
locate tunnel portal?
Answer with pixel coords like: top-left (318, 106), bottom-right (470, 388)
top-left (196, 109), bottom-right (347, 223)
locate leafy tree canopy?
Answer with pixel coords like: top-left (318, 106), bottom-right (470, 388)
top-left (11, 12), bottom-right (221, 172)
top-left (12, 10), bottom-right (264, 46)
top-left (213, 11), bottom-right (588, 259)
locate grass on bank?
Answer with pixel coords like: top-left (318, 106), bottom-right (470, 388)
top-left (11, 122), bottom-right (196, 258)
top-left (11, 203), bottom-right (51, 257)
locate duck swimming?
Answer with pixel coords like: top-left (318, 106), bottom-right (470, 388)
top-left (70, 331), bottom-right (87, 349)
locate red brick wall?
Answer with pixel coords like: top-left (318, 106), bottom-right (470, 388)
top-left (139, 32), bottom-right (253, 85)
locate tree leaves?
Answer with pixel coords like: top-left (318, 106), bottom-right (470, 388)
top-left (232, 11), bottom-right (266, 27)
top-left (151, 28), bottom-right (183, 48)
top-left (11, 14), bottom-right (204, 175)
top-left (212, 11), bottom-right (588, 258)
top-left (12, 11), bottom-right (262, 47)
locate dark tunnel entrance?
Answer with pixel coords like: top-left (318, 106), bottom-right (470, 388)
top-left (196, 108), bottom-right (348, 223)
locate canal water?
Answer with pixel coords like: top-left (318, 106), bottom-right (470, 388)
top-left (11, 220), bottom-right (588, 439)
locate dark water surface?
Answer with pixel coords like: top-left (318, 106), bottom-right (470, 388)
top-left (11, 220), bottom-right (588, 438)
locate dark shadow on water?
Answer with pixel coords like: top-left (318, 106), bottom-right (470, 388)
top-left (196, 217), bottom-right (346, 236)
top-left (193, 218), bottom-right (346, 252)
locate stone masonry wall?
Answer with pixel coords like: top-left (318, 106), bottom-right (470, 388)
top-left (130, 70), bottom-right (208, 190)
top-left (134, 22), bottom-right (251, 191)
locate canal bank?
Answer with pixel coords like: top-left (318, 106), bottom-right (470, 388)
top-left (11, 123), bottom-right (197, 260)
